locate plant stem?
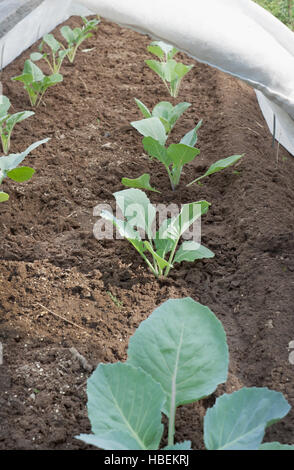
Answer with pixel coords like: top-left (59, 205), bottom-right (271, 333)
top-left (163, 239), bottom-right (179, 277)
top-left (141, 252), bottom-right (159, 277)
top-left (186, 173), bottom-right (205, 187)
top-left (166, 166), bottom-right (175, 191)
top-left (168, 406), bottom-right (176, 447)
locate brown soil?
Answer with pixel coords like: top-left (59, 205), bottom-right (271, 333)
top-left (0, 16), bottom-right (294, 451)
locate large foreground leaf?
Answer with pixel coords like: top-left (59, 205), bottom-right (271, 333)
top-left (164, 441), bottom-right (192, 450)
top-left (204, 387), bottom-right (291, 450)
top-left (127, 297), bottom-right (229, 417)
top-left (76, 363), bottom-right (165, 450)
top-left (259, 442), bottom-right (294, 450)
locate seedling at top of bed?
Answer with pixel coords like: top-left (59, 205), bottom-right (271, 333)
top-left (30, 34), bottom-right (69, 74)
top-left (145, 40), bottom-right (193, 97)
top-left (0, 138), bottom-right (49, 202)
top-left (0, 95), bottom-right (34, 154)
top-left (99, 188), bottom-right (214, 278)
top-left (134, 98), bottom-right (192, 134)
top-left (11, 60), bottom-right (63, 107)
top-left (126, 117), bottom-right (244, 191)
top-left (76, 297), bottom-right (294, 450)
top-left (60, 16), bottom-right (100, 64)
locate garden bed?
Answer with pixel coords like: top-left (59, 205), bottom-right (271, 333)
top-left (0, 16), bottom-right (294, 450)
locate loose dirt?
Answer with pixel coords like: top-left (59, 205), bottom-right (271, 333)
top-left (0, 17), bottom-right (293, 450)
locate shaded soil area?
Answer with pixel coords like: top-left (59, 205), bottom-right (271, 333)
top-left (0, 16), bottom-right (293, 450)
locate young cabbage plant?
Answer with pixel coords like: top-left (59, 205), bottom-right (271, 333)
top-left (30, 33), bottom-right (69, 74)
top-left (0, 95), bottom-right (34, 154)
top-left (76, 297), bottom-right (294, 450)
top-left (99, 188), bottom-right (214, 278)
top-left (0, 138), bottom-right (49, 202)
top-left (60, 16), bottom-right (100, 63)
top-left (128, 116), bottom-right (201, 190)
top-left (134, 98), bottom-right (192, 134)
top-left (11, 60), bottom-right (63, 107)
top-left (145, 40), bottom-right (193, 97)
top-left (128, 116), bottom-right (244, 191)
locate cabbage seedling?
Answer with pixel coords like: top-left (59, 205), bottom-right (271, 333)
top-left (60, 16), bottom-right (100, 64)
top-left (0, 138), bottom-right (49, 202)
top-left (30, 34), bottom-right (69, 74)
top-left (76, 297), bottom-right (294, 450)
top-left (0, 95), bottom-right (34, 154)
top-left (99, 188), bottom-right (214, 278)
top-left (128, 116), bottom-right (244, 191)
top-left (145, 40), bottom-right (193, 97)
top-left (11, 60), bottom-right (63, 107)
top-left (128, 117), bottom-right (201, 190)
top-left (134, 98), bottom-right (192, 134)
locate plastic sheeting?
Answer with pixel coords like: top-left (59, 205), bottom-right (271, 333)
top-left (70, 0), bottom-right (294, 156)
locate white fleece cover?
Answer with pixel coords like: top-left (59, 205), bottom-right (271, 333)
top-left (70, 0), bottom-right (294, 156)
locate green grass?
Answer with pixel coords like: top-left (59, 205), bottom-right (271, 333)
top-left (253, 0), bottom-right (293, 30)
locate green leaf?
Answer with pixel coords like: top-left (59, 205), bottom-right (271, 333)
top-left (23, 59), bottom-right (45, 82)
top-left (30, 52), bottom-right (44, 62)
top-left (180, 121), bottom-right (202, 147)
top-left (0, 95), bottom-right (11, 117)
top-left (163, 59), bottom-right (178, 82)
top-left (76, 362), bottom-right (165, 450)
top-left (204, 387), bottom-right (291, 450)
top-left (154, 234), bottom-right (174, 259)
top-left (127, 297), bottom-right (229, 417)
top-left (150, 101), bottom-right (190, 134)
top-left (148, 41), bottom-right (178, 60)
top-left (152, 101), bottom-right (173, 121)
top-left (167, 143), bottom-right (200, 167)
top-left (174, 62), bottom-right (193, 79)
top-left (11, 72), bottom-right (33, 86)
top-left (100, 209), bottom-right (140, 242)
top-left (121, 174), bottom-right (160, 193)
top-left (145, 60), bottom-right (166, 82)
top-left (159, 201), bottom-right (210, 242)
top-left (60, 25), bottom-right (75, 44)
top-left (0, 191), bottom-right (9, 202)
top-left (174, 242), bottom-right (215, 264)
top-left (134, 98), bottom-right (151, 118)
top-left (164, 441), bottom-right (192, 450)
top-left (42, 73), bottom-right (63, 87)
top-left (259, 442), bottom-right (294, 450)
top-left (143, 241), bottom-right (172, 270)
top-left (0, 138), bottom-right (49, 172)
top-left (187, 154), bottom-right (244, 186)
top-left (6, 110), bottom-right (35, 128)
top-left (169, 102), bottom-right (191, 129)
top-left (43, 33), bottom-right (61, 53)
top-left (113, 188), bottom-right (156, 239)
top-left (147, 44), bottom-right (165, 60)
top-left (142, 136), bottom-right (170, 166)
top-left (131, 117), bottom-right (167, 145)
top-left (7, 166), bottom-right (35, 182)
top-left (58, 49), bottom-right (69, 61)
